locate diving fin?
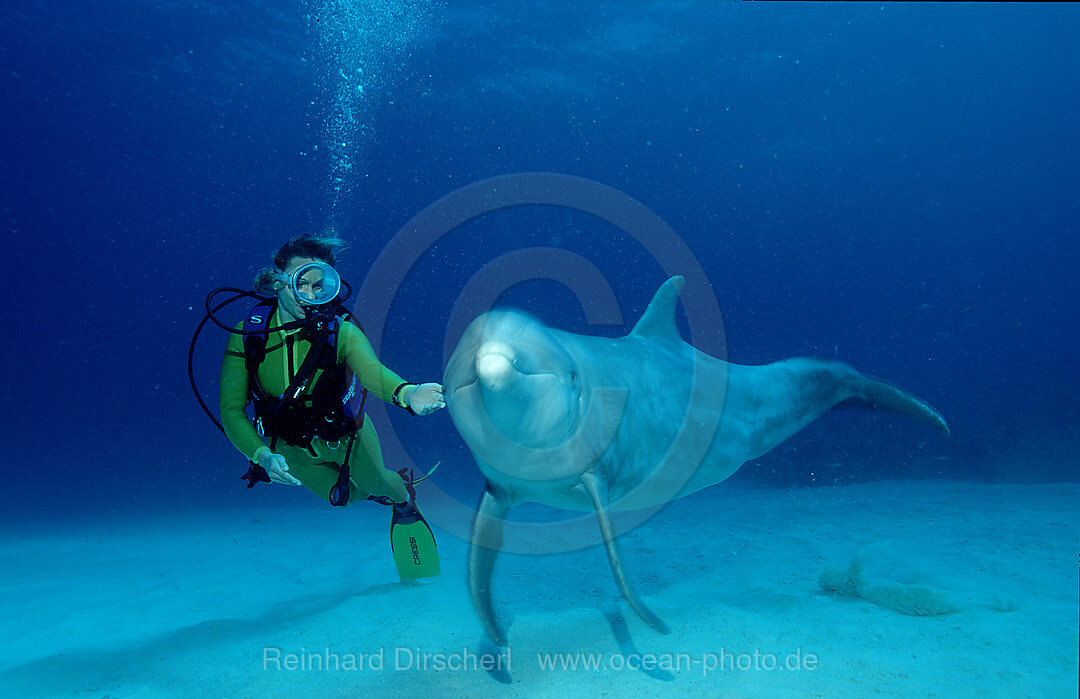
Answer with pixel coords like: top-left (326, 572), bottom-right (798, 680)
top-left (390, 500), bottom-right (441, 579)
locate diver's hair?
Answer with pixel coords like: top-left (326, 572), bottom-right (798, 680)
top-left (273, 233), bottom-right (346, 269)
top-left (253, 233), bottom-right (346, 295)
top-left (253, 268), bottom-right (279, 296)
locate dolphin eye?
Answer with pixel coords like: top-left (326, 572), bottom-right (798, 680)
top-left (569, 371), bottom-right (577, 384)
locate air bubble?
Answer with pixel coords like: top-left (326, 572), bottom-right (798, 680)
top-left (307, 0), bottom-right (430, 219)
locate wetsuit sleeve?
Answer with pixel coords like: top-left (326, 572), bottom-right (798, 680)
top-left (339, 320), bottom-right (411, 403)
top-left (219, 325), bottom-right (266, 460)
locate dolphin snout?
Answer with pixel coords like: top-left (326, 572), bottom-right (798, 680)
top-left (476, 341), bottom-right (517, 391)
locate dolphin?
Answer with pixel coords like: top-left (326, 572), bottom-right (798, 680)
top-left (443, 276), bottom-right (949, 646)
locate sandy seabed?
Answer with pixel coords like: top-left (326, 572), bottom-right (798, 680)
top-left (1, 479), bottom-right (1076, 698)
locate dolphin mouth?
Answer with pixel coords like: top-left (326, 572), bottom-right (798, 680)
top-left (452, 378), bottom-right (478, 395)
top-left (465, 340), bottom-right (562, 394)
top-left (451, 367), bottom-right (560, 395)
top-left (446, 335), bottom-right (567, 404)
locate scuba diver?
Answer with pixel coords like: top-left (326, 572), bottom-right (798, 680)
top-left (191, 234), bottom-right (444, 580)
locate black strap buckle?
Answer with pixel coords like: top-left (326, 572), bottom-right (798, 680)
top-left (241, 463), bottom-right (271, 488)
top-left (327, 430), bottom-right (359, 507)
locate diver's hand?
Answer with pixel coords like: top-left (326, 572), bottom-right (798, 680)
top-left (256, 448), bottom-right (302, 486)
top-left (406, 382), bottom-right (446, 416)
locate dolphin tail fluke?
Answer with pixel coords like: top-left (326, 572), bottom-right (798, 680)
top-left (848, 374), bottom-right (950, 436)
top-left (469, 488), bottom-right (510, 647)
top-left (581, 472), bottom-right (671, 636)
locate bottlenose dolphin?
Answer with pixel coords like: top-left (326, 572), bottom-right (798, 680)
top-left (444, 276), bottom-right (949, 646)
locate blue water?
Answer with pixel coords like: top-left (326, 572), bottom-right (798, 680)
top-left (2, 0), bottom-right (1077, 525)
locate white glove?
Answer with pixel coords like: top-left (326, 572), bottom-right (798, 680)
top-left (406, 382), bottom-right (446, 416)
top-left (257, 448), bottom-right (302, 486)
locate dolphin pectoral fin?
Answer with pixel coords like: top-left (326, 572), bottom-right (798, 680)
top-left (469, 487), bottom-right (511, 647)
top-left (847, 374), bottom-right (951, 436)
top-left (581, 471), bottom-right (671, 636)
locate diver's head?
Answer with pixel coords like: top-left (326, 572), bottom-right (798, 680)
top-left (253, 234), bottom-right (346, 323)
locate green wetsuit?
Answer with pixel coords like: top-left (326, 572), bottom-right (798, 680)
top-left (220, 309), bottom-right (410, 504)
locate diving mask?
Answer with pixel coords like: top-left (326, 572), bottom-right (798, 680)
top-left (275, 261), bottom-right (341, 306)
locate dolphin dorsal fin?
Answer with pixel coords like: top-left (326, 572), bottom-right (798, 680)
top-left (630, 275), bottom-right (685, 340)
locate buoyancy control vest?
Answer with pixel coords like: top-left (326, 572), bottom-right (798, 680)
top-left (241, 301), bottom-right (367, 449)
